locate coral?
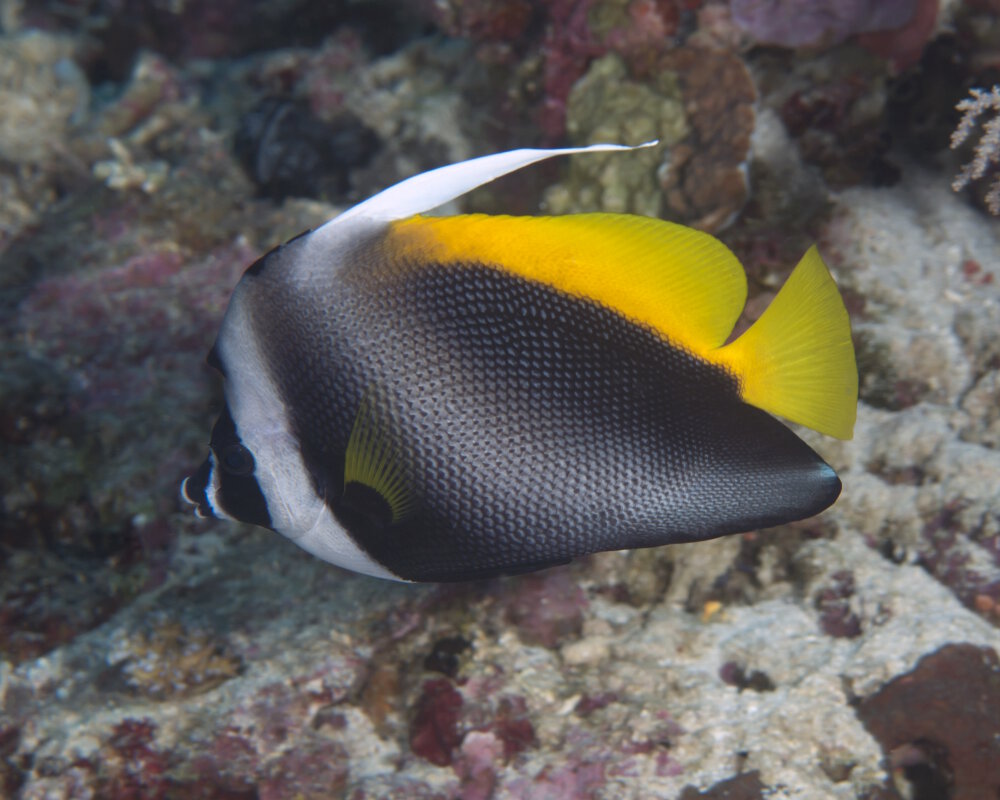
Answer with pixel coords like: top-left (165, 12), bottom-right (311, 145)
top-left (190, 728), bottom-right (261, 796)
top-left (856, 644), bottom-right (1000, 800)
top-left (453, 730), bottom-right (503, 800)
top-left (543, 53), bottom-right (686, 217)
top-left (951, 84), bottom-right (1000, 214)
top-left (0, 29), bottom-right (88, 165)
top-left (0, 552), bottom-right (122, 665)
top-left (499, 568), bottom-right (588, 647)
top-left (409, 678), bottom-right (464, 767)
top-left (856, 0), bottom-right (939, 71)
top-left (730, 0), bottom-right (920, 50)
top-left (233, 96), bottom-right (379, 201)
top-left (25, 0), bottom-right (426, 80)
top-left (509, 762), bottom-right (608, 798)
top-left (0, 213), bottom-right (263, 662)
top-left (257, 740), bottom-right (349, 800)
top-left (538, 0), bottom-right (688, 138)
top-left (104, 615), bottom-right (243, 700)
top-left (97, 718), bottom-right (170, 799)
top-left (489, 697), bottom-right (537, 760)
top-left (655, 45), bottom-right (756, 231)
top-left (910, 499), bottom-right (1000, 624)
top-left (678, 771), bottom-right (766, 799)
top-left (0, 29), bottom-right (89, 250)
top-left (777, 70), bottom-right (896, 191)
top-left (296, 30), bottom-right (368, 122)
top-left (419, 0), bottom-right (535, 43)
top-left (11, 236), bottom-right (255, 519)
top-left (814, 569), bottom-right (863, 638)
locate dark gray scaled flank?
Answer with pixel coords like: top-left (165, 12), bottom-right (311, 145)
top-left (244, 237), bottom-right (841, 582)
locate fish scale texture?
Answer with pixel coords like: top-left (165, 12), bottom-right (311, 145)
top-left (250, 246), bottom-right (838, 581)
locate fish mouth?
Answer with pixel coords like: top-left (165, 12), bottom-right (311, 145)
top-left (181, 458), bottom-right (217, 519)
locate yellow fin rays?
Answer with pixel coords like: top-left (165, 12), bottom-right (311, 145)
top-left (716, 246), bottom-right (857, 439)
top-left (344, 390), bottom-right (414, 523)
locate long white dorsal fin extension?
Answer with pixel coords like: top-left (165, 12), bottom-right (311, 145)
top-left (313, 141), bottom-right (659, 238)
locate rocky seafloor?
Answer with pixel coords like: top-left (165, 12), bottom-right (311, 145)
top-left (2, 1), bottom-right (1000, 798)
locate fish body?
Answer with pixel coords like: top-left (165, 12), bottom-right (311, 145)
top-left (183, 144), bottom-right (857, 582)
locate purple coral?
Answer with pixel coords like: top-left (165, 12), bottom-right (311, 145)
top-left (410, 678), bottom-right (464, 766)
top-left (730, 0), bottom-right (919, 48)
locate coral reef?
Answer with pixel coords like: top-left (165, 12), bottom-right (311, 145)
top-left (3, 0), bottom-right (1000, 798)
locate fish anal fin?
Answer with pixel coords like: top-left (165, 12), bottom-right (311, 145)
top-left (716, 246), bottom-right (858, 440)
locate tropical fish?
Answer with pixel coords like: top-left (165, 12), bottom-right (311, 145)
top-left (182, 143), bottom-right (857, 582)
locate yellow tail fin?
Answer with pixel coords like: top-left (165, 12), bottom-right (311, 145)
top-left (716, 246), bottom-right (857, 440)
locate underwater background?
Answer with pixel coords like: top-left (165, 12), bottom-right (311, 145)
top-left (2, 0), bottom-right (1000, 797)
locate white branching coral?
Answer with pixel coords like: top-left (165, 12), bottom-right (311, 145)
top-left (951, 85), bottom-right (1000, 215)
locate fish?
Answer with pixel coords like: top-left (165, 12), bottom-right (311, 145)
top-left (181, 142), bottom-right (857, 583)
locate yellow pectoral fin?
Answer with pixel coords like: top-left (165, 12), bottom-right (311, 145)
top-left (388, 213), bottom-right (749, 356)
top-left (716, 246), bottom-right (858, 440)
top-left (344, 391), bottom-right (414, 523)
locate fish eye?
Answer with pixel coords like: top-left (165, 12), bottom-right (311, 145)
top-left (219, 443), bottom-right (255, 476)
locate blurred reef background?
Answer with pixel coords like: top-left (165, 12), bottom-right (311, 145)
top-left (2, 0), bottom-right (1000, 797)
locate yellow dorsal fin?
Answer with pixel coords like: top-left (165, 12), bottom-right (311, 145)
top-left (388, 213), bottom-right (748, 355)
top-left (715, 246), bottom-right (857, 439)
top-left (344, 391), bottom-right (414, 523)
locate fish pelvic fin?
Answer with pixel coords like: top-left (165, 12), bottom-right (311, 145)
top-left (716, 246), bottom-right (858, 440)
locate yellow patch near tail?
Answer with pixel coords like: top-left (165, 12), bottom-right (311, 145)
top-left (389, 214), bottom-right (748, 356)
top-left (715, 246), bottom-right (857, 439)
top-left (344, 392), bottom-right (414, 522)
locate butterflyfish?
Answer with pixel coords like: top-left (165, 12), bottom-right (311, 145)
top-left (182, 143), bottom-right (857, 582)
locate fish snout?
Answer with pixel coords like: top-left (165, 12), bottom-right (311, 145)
top-left (181, 458), bottom-right (217, 519)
